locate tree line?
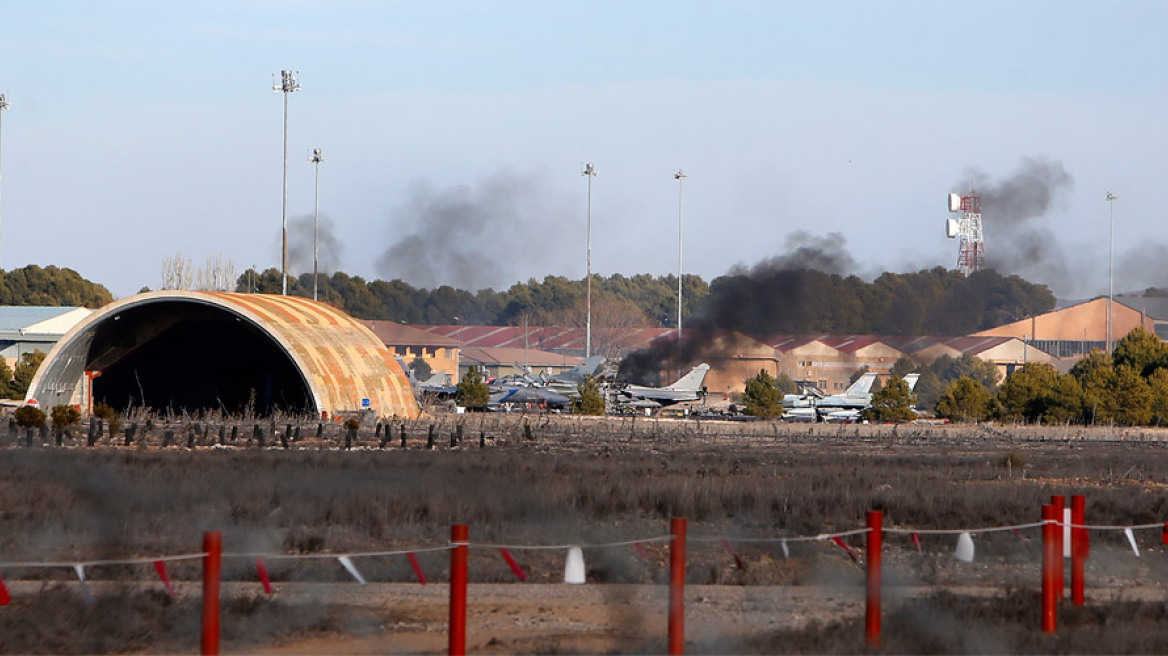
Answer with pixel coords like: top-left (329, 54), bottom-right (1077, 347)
top-left (235, 265), bottom-right (1054, 335)
top-left (0, 265), bottom-right (113, 307)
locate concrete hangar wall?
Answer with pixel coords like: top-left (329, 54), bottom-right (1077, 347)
top-left (27, 291), bottom-right (419, 419)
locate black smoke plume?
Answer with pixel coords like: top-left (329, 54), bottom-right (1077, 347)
top-left (376, 171), bottom-right (573, 290)
top-left (288, 214), bottom-right (344, 274)
top-left (619, 232), bottom-right (857, 384)
top-left (958, 156), bottom-right (1074, 290)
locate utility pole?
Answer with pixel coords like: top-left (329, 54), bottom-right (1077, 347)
top-left (0, 93), bottom-right (10, 271)
top-left (674, 170), bottom-right (687, 342)
top-left (1106, 191), bottom-right (1118, 353)
top-left (273, 70), bottom-right (300, 295)
top-left (582, 163), bottom-right (597, 358)
top-left (309, 148), bottom-right (325, 301)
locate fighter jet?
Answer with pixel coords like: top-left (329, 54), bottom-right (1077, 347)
top-left (488, 386), bottom-right (571, 411)
top-left (615, 363), bottom-right (710, 408)
top-left (784, 373), bottom-right (920, 422)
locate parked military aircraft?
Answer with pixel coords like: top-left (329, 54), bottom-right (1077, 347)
top-left (784, 372), bottom-right (920, 422)
top-left (614, 363), bottom-right (711, 409)
top-left (488, 386), bottom-right (572, 411)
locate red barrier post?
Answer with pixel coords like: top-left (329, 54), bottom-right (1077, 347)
top-left (866, 511), bottom-right (883, 648)
top-left (669, 517), bottom-right (687, 655)
top-left (1071, 495), bottom-right (1086, 606)
top-left (201, 531), bottom-right (222, 655)
top-left (1041, 505), bottom-right (1057, 634)
top-left (449, 524), bottom-right (468, 656)
top-left (1051, 495), bottom-right (1065, 599)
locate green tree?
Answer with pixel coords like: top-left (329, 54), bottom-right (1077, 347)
top-left (1147, 368), bottom-right (1168, 426)
top-left (455, 368), bottom-right (490, 410)
top-left (742, 370), bottom-right (784, 419)
top-left (862, 375), bottom-right (917, 422)
top-left (935, 376), bottom-right (992, 422)
top-left (1071, 350), bottom-right (1116, 424)
top-left (571, 375), bottom-right (605, 415)
top-left (995, 363), bottom-right (1083, 424)
top-left (1112, 326), bottom-right (1168, 376)
top-left (11, 350), bottom-right (46, 399)
top-left (912, 368), bottom-right (946, 410)
top-left (890, 357), bottom-right (916, 379)
top-left (0, 265), bottom-right (113, 307)
top-left (0, 357), bottom-right (13, 399)
top-left (1112, 365), bottom-right (1153, 426)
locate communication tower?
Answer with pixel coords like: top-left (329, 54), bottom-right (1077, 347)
top-left (945, 192), bottom-right (985, 276)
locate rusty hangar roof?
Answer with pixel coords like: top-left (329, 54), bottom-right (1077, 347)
top-left (28, 291), bottom-right (419, 418)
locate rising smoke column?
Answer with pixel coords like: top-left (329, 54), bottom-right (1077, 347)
top-left (958, 156), bottom-right (1074, 291)
top-left (619, 232), bottom-right (861, 384)
top-left (288, 214), bottom-right (344, 274)
top-left (376, 171), bottom-right (574, 291)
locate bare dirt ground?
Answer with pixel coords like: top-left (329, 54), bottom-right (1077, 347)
top-left (4, 418), bottom-right (1168, 653)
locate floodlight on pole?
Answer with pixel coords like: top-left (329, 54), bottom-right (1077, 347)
top-left (674, 170), bottom-right (687, 345)
top-left (582, 163), bottom-right (597, 358)
top-left (1107, 191), bottom-right (1118, 353)
top-left (0, 93), bottom-right (8, 344)
top-left (0, 93), bottom-right (9, 271)
top-left (273, 70), bottom-right (300, 295)
top-left (309, 148), bottom-right (325, 301)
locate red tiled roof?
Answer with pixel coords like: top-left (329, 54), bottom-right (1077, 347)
top-left (418, 325), bottom-right (674, 353)
top-left (460, 346), bottom-right (581, 368)
top-left (360, 320), bottom-right (462, 347)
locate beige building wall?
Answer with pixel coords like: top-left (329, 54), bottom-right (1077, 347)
top-left (777, 340), bottom-right (907, 392)
top-left (973, 298), bottom-right (1153, 342)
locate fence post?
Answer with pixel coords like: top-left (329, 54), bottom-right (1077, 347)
top-left (1071, 494), bottom-right (1086, 606)
top-left (202, 531), bottom-right (222, 655)
top-left (866, 510), bottom-right (883, 648)
top-left (1051, 495), bottom-right (1065, 599)
top-left (449, 524), bottom-right (468, 656)
top-left (669, 517), bottom-right (687, 655)
top-left (1041, 505), bottom-right (1057, 634)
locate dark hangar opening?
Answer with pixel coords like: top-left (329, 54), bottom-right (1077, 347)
top-left (87, 302), bottom-right (313, 415)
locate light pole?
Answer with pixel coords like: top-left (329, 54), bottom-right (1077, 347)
top-left (0, 93), bottom-right (10, 271)
top-left (273, 70), bottom-right (300, 295)
top-left (1106, 191), bottom-right (1118, 353)
top-left (309, 148), bottom-right (325, 301)
top-left (582, 163), bottom-right (597, 358)
top-left (674, 170), bottom-right (687, 345)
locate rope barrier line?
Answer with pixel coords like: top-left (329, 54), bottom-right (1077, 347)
top-left (221, 545), bottom-right (455, 560)
top-left (2, 519), bottom-right (1164, 570)
top-left (0, 552), bottom-right (207, 569)
top-left (885, 521), bottom-right (1049, 536)
top-left (692, 527), bottom-right (872, 544)
top-left (466, 536), bottom-right (674, 551)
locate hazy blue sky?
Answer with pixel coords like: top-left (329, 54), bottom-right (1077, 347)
top-left (0, 1), bottom-right (1164, 299)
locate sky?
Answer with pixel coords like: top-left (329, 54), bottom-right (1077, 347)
top-left (0, 1), bottom-right (1164, 301)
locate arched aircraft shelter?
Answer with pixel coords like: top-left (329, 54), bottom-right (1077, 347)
top-left (27, 291), bottom-right (419, 418)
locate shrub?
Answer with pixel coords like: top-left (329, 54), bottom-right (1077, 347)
top-left (50, 405), bottom-right (81, 430)
top-left (14, 404), bottom-right (46, 428)
top-left (571, 375), bottom-right (605, 415)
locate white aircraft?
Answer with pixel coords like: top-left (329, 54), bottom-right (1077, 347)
top-left (616, 363), bottom-right (711, 409)
top-left (784, 373), bottom-right (920, 422)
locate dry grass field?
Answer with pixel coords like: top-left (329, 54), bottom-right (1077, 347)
top-left (2, 415), bottom-right (1168, 653)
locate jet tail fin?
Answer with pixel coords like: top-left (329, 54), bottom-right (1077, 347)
top-left (843, 372), bottom-right (878, 397)
top-left (558, 355), bottom-right (606, 382)
top-left (904, 373), bottom-right (921, 391)
top-left (664, 363), bottom-right (711, 392)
